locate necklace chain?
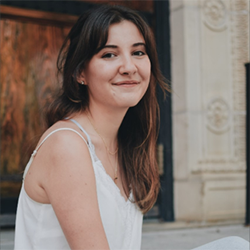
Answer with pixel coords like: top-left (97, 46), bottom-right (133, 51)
top-left (87, 114), bottom-right (118, 155)
top-left (107, 153), bottom-right (118, 184)
top-left (87, 113), bottom-right (118, 183)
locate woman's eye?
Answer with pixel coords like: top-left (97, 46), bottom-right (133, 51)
top-left (102, 53), bottom-right (116, 58)
top-left (133, 51), bottom-right (145, 56)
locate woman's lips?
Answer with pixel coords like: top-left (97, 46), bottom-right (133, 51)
top-left (112, 80), bottom-right (139, 86)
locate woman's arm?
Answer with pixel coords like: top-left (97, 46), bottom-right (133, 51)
top-left (36, 130), bottom-right (110, 250)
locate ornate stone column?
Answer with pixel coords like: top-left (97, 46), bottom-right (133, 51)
top-left (170, 0), bottom-right (249, 222)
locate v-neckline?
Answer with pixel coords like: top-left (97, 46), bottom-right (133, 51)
top-left (89, 147), bottom-right (132, 204)
top-left (68, 119), bottom-right (131, 203)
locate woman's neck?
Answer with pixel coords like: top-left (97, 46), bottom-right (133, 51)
top-left (74, 104), bottom-right (128, 150)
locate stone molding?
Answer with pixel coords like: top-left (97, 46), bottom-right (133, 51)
top-left (230, 0), bottom-right (249, 164)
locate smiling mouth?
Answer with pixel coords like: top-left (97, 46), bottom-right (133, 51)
top-left (112, 81), bottom-right (139, 86)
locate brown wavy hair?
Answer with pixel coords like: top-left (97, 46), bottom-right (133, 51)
top-left (46, 4), bottom-right (169, 214)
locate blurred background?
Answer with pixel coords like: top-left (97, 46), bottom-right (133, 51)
top-left (0, 0), bottom-right (249, 246)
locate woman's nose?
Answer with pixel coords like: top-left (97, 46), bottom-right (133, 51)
top-left (119, 56), bottom-right (137, 75)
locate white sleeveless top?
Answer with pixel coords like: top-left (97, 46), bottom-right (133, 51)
top-left (14, 120), bottom-right (143, 250)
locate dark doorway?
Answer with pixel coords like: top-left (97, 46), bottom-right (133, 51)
top-left (155, 0), bottom-right (174, 222)
top-left (245, 62), bottom-right (250, 226)
top-left (143, 1), bottom-right (174, 222)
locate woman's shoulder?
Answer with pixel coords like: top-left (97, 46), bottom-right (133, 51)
top-left (24, 119), bottom-right (93, 204)
top-left (32, 119), bottom-right (92, 167)
top-left (38, 119), bottom-right (88, 148)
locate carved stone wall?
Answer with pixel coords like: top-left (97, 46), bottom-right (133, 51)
top-left (230, 0), bottom-right (249, 166)
top-left (170, 0), bottom-right (249, 222)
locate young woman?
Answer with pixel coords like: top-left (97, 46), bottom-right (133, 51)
top-left (14, 4), bottom-right (168, 250)
top-left (13, 4), bottom-right (250, 250)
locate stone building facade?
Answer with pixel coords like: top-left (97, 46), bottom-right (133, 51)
top-left (170, 0), bottom-right (249, 222)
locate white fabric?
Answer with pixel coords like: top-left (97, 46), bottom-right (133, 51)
top-left (14, 128), bottom-right (143, 250)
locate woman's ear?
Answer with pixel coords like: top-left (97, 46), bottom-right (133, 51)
top-left (76, 71), bottom-right (86, 85)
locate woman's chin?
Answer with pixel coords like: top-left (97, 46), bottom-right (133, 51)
top-left (115, 99), bottom-right (142, 109)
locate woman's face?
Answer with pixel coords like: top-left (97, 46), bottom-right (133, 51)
top-left (81, 20), bottom-right (151, 111)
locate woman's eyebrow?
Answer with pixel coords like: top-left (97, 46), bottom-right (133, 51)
top-left (103, 45), bottom-right (118, 49)
top-left (102, 42), bottom-right (146, 49)
top-left (132, 42), bottom-right (146, 47)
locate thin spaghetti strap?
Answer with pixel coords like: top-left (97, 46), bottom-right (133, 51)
top-left (23, 128), bottom-right (92, 180)
top-left (34, 128), bottom-right (88, 155)
top-left (68, 119), bottom-right (91, 143)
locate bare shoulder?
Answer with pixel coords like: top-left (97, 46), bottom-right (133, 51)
top-left (24, 119), bottom-right (93, 204)
top-left (38, 119), bottom-right (88, 147)
top-left (24, 120), bottom-right (109, 249)
top-left (43, 122), bottom-right (87, 151)
top-left (39, 121), bottom-right (94, 189)
top-left (36, 119), bottom-right (92, 177)
top-left (33, 120), bottom-right (91, 170)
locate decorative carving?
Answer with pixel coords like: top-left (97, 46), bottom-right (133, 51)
top-left (191, 0), bottom-right (249, 173)
top-left (206, 98), bottom-right (230, 133)
top-left (230, 0), bottom-right (249, 163)
top-left (203, 0), bottom-right (227, 31)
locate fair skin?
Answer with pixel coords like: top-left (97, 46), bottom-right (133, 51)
top-left (24, 20), bottom-right (151, 250)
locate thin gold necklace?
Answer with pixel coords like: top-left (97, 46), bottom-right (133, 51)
top-left (106, 153), bottom-right (118, 184)
top-left (87, 113), bottom-right (118, 183)
top-left (87, 114), bottom-right (118, 155)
